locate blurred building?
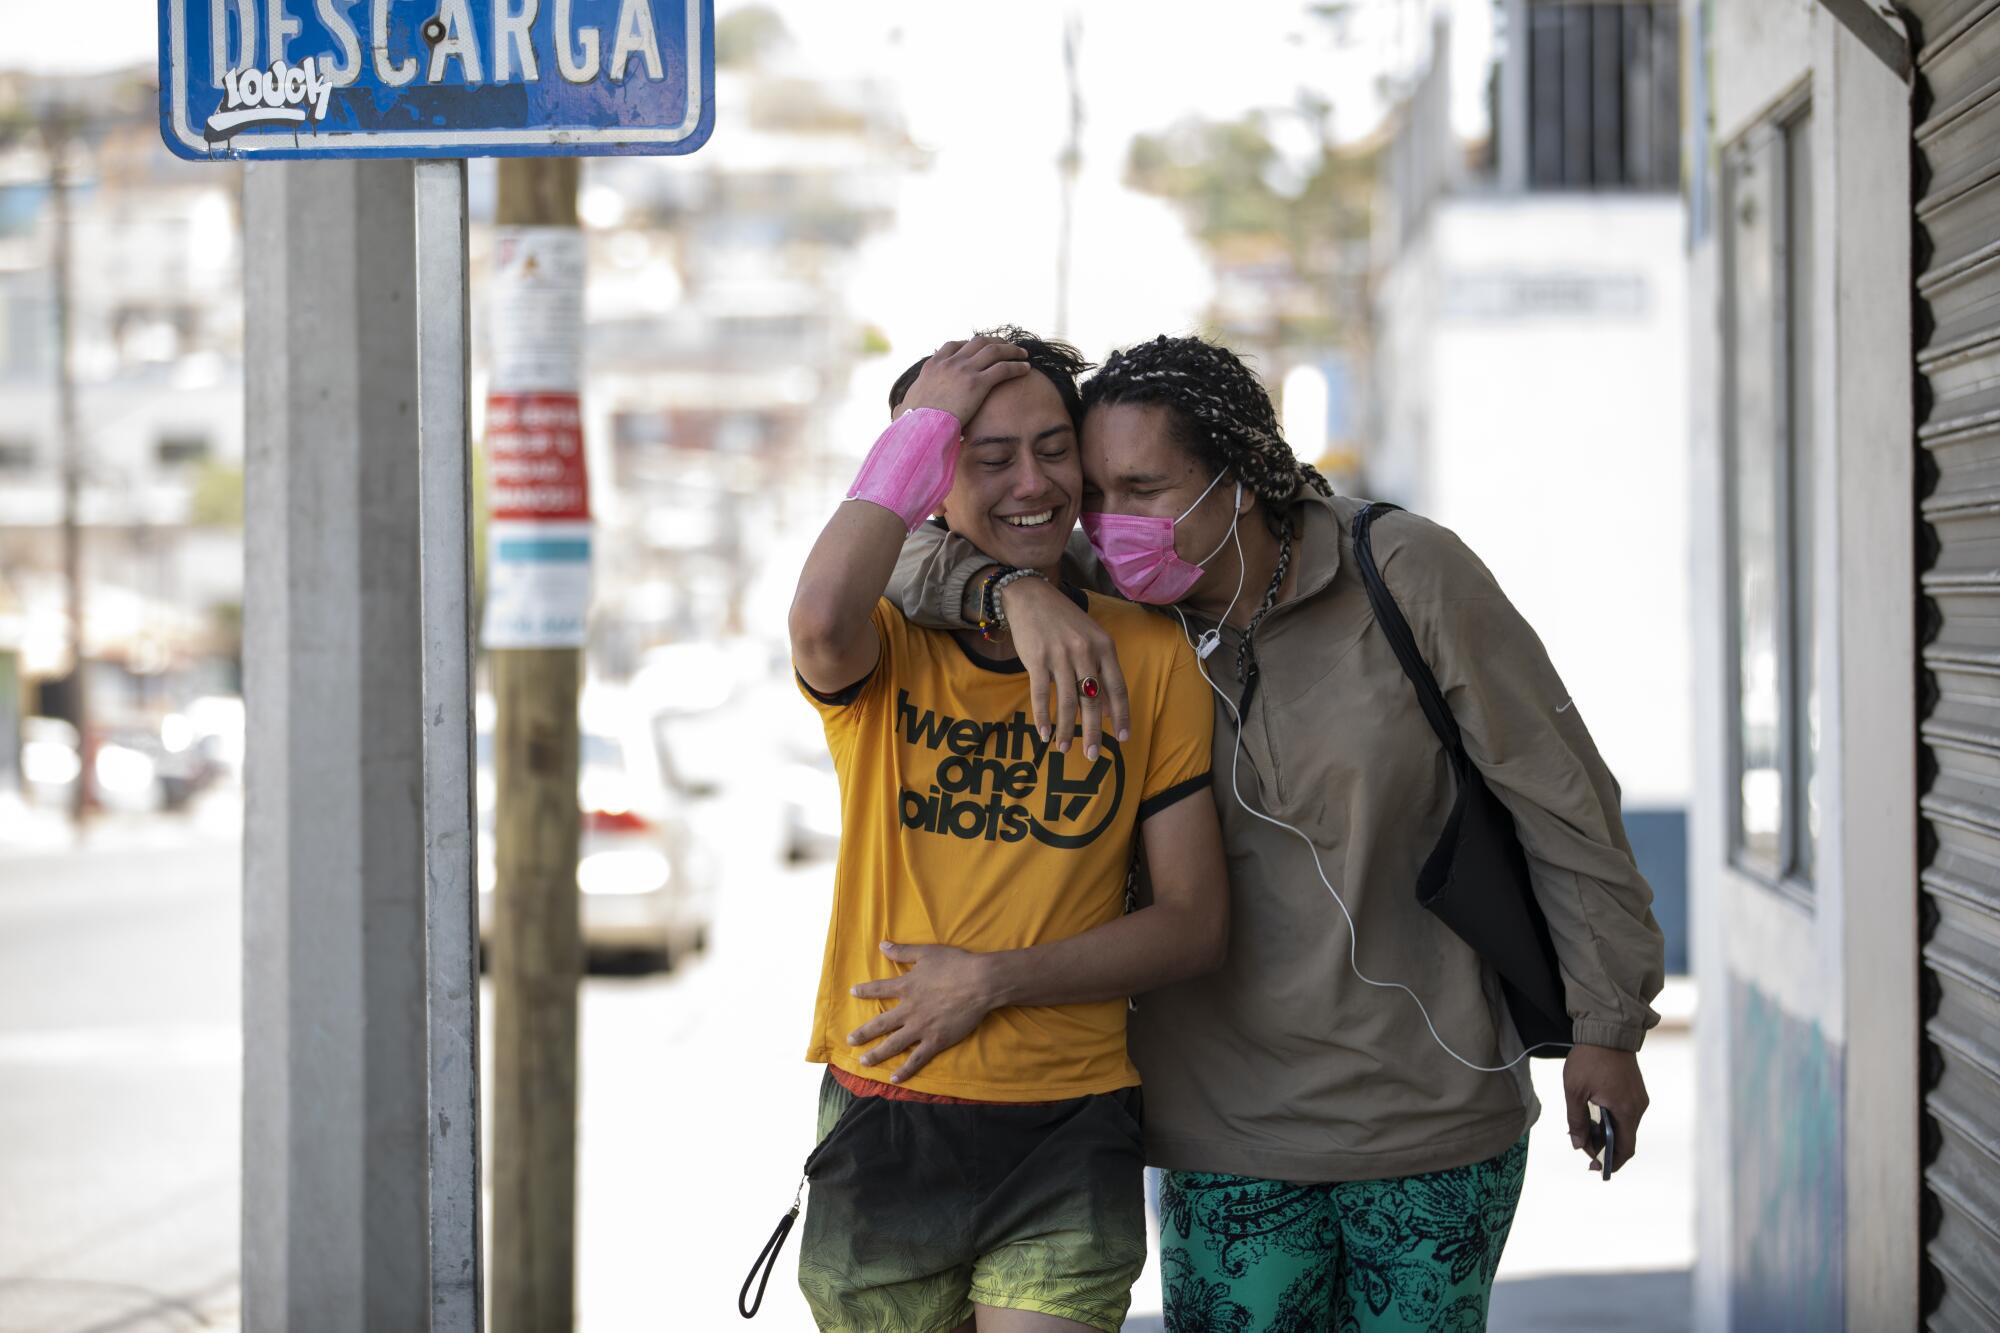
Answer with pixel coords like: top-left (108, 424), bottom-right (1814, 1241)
top-left (1687, 1), bottom-right (1999, 1330)
top-left (475, 47), bottom-right (917, 676)
top-left (1370, 4), bottom-right (1691, 970)
top-left (0, 68), bottom-right (244, 723)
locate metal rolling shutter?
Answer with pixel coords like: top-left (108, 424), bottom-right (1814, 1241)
top-left (1911, 2), bottom-right (2000, 1328)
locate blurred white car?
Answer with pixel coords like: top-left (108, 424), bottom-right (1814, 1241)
top-left (476, 688), bottom-right (716, 972)
top-left (780, 743), bottom-right (841, 863)
top-left (20, 716), bottom-right (204, 815)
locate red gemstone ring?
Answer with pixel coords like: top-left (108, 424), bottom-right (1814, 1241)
top-left (1079, 676), bottom-right (1101, 700)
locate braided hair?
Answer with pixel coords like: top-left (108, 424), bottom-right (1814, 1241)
top-left (1080, 335), bottom-right (1334, 534)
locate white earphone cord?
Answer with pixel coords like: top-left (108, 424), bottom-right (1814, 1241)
top-left (1175, 516), bottom-right (1569, 1075)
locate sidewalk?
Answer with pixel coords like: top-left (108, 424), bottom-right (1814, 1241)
top-left (0, 787), bottom-right (243, 861)
top-left (1120, 1270), bottom-right (1692, 1333)
top-left (1489, 1269), bottom-right (1691, 1333)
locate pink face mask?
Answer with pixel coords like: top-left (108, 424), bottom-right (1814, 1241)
top-left (1081, 473), bottom-right (1239, 605)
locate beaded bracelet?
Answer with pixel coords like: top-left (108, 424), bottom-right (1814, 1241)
top-left (985, 568), bottom-right (1046, 638)
top-left (975, 568), bottom-right (1006, 642)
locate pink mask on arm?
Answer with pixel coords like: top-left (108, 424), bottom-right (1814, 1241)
top-left (846, 408), bottom-right (962, 533)
top-left (1080, 473), bottom-right (1239, 605)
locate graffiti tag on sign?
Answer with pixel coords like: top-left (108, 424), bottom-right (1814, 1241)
top-left (208, 59), bottom-right (336, 140)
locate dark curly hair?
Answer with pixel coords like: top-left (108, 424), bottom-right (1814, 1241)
top-left (1081, 334), bottom-right (1333, 533)
top-left (888, 325), bottom-right (1094, 429)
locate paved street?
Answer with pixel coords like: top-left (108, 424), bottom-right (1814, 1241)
top-left (1, 776), bottom-right (1692, 1332)
top-left (0, 819), bottom-right (243, 1332)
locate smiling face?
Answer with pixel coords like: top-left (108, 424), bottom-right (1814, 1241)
top-left (938, 371), bottom-right (1082, 574)
top-left (1081, 401), bottom-right (1245, 582)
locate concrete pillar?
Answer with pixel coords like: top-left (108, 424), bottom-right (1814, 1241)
top-left (241, 159), bottom-right (428, 1331)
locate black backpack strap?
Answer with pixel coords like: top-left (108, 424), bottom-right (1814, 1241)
top-left (1352, 503), bottom-right (1463, 758)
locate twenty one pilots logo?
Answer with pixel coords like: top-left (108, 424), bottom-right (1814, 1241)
top-left (896, 691), bottom-right (1124, 850)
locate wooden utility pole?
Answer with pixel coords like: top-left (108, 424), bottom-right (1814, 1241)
top-left (489, 155), bottom-right (584, 1333)
top-left (1054, 9), bottom-right (1082, 339)
top-left (46, 115), bottom-right (91, 825)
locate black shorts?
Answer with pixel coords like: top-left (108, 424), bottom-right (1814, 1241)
top-left (797, 1071), bottom-right (1148, 1333)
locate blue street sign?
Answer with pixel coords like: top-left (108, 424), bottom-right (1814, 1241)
top-left (158, 0), bottom-right (713, 160)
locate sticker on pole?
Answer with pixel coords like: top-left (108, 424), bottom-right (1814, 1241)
top-left (484, 229), bottom-right (591, 650)
top-left (157, 0), bottom-right (714, 160)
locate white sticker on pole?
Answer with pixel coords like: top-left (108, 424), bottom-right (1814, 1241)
top-left (484, 228), bottom-right (590, 650)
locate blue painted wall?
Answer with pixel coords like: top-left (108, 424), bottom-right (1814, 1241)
top-left (1728, 978), bottom-right (1844, 1333)
top-left (1626, 808), bottom-right (1689, 974)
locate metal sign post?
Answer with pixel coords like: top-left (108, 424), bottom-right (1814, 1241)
top-left (413, 156), bottom-right (480, 1333)
top-left (162, 2), bottom-right (713, 1322)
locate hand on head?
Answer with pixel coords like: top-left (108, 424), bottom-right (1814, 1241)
top-left (896, 337), bottom-right (1032, 426)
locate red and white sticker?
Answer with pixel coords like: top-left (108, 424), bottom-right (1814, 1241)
top-left (483, 228), bottom-right (591, 650)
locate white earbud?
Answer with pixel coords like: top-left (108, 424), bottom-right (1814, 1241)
top-left (1171, 548), bottom-right (1566, 1076)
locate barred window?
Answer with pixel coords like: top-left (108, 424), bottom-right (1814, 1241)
top-left (1525, 1), bottom-right (1681, 191)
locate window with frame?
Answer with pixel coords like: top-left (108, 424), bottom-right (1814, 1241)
top-left (1722, 96), bottom-right (1817, 895)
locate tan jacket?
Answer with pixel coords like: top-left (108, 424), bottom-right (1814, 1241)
top-left (889, 492), bottom-right (1665, 1181)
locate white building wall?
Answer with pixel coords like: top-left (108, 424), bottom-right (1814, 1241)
top-left (1371, 193), bottom-right (1693, 986)
top-left (1687, 3), bottom-right (1918, 1329)
top-left (1414, 195), bottom-right (1691, 810)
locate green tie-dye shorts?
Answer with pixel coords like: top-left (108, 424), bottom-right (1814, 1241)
top-left (1159, 1135), bottom-right (1529, 1333)
top-left (798, 1070), bottom-right (1148, 1333)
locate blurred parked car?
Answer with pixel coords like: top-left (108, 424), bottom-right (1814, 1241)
top-left (20, 715), bottom-right (217, 814)
top-left (476, 687), bottom-right (716, 972)
top-left (779, 728), bottom-right (841, 864)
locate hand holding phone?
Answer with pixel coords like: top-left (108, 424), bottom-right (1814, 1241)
top-left (1591, 1103), bottom-right (1619, 1180)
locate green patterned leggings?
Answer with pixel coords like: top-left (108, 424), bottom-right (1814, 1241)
top-left (1159, 1136), bottom-right (1528, 1333)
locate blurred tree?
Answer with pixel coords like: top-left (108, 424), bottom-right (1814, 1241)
top-left (1125, 109), bottom-right (1375, 346)
top-left (716, 5), bottom-right (791, 69)
top-left (857, 323), bottom-right (893, 358)
top-left (208, 601), bottom-right (244, 686)
top-left (190, 460), bottom-right (244, 528)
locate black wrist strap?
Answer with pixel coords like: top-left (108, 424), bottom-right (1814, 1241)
top-left (738, 1203), bottom-right (799, 1319)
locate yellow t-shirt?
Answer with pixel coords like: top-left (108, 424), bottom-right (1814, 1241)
top-left (798, 593), bottom-right (1214, 1101)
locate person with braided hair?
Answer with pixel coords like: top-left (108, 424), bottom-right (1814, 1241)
top-left (879, 334), bottom-right (1667, 1332)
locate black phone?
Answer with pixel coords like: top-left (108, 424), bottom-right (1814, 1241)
top-left (1597, 1105), bottom-right (1618, 1181)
